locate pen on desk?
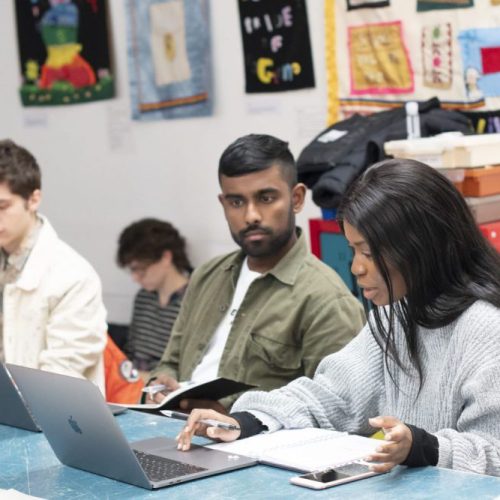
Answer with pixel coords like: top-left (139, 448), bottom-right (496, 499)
top-left (161, 410), bottom-right (240, 431)
top-left (142, 384), bottom-right (167, 395)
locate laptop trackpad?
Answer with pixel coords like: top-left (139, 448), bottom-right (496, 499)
top-left (132, 437), bottom-right (182, 453)
top-left (131, 437), bottom-right (249, 468)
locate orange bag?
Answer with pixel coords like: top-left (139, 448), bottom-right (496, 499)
top-left (104, 335), bottom-right (144, 404)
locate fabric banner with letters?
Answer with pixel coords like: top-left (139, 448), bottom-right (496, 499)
top-left (14, 0), bottom-right (114, 107)
top-left (238, 0), bottom-right (315, 93)
top-left (126, 0), bottom-right (212, 121)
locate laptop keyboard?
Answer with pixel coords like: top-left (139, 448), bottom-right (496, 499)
top-left (133, 450), bottom-right (207, 483)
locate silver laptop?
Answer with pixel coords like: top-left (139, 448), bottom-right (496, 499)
top-left (0, 363), bottom-right (40, 432)
top-left (7, 364), bottom-right (257, 490)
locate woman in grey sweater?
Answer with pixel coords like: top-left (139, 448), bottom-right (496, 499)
top-left (178, 159), bottom-right (500, 476)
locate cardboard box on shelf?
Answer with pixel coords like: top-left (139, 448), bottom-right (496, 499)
top-left (384, 132), bottom-right (461, 169)
top-left (384, 133), bottom-right (500, 169)
top-left (445, 134), bottom-right (500, 169)
top-left (462, 165), bottom-right (500, 197)
top-left (466, 194), bottom-right (500, 224)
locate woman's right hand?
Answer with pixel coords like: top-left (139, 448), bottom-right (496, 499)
top-left (176, 409), bottom-right (241, 451)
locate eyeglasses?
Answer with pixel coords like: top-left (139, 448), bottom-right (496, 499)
top-left (127, 261), bottom-right (154, 276)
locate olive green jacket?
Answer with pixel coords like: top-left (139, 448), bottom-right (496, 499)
top-left (151, 230), bottom-right (365, 409)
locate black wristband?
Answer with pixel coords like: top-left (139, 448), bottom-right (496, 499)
top-left (230, 411), bottom-right (267, 439)
top-left (402, 424), bottom-right (439, 467)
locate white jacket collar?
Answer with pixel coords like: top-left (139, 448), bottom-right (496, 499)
top-left (15, 214), bottom-right (59, 292)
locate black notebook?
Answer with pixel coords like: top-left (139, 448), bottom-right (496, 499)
top-left (123, 377), bottom-right (255, 411)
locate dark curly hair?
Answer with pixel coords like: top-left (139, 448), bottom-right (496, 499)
top-left (117, 218), bottom-right (192, 273)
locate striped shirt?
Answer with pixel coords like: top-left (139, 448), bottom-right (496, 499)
top-left (125, 286), bottom-right (186, 371)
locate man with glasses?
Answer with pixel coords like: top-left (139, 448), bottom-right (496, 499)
top-left (117, 218), bottom-right (192, 380)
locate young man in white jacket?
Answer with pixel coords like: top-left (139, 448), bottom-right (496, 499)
top-left (0, 139), bottom-right (107, 392)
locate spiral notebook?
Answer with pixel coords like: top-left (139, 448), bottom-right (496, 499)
top-left (208, 428), bottom-right (380, 472)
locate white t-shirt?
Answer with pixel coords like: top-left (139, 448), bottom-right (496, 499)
top-left (190, 258), bottom-right (261, 383)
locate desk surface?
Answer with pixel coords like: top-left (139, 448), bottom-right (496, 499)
top-left (2, 411), bottom-right (500, 499)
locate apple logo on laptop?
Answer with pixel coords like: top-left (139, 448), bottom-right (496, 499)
top-left (68, 416), bottom-right (83, 434)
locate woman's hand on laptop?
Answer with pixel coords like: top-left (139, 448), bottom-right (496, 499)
top-left (176, 409), bottom-right (240, 451)
top-left (144, 375), bottom-right (180, 404)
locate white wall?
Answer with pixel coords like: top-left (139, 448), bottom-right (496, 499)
top-left (0, 1), bottom-right (326, 323)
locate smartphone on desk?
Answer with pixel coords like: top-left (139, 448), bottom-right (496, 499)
top-left (290, 461), bottom-right (380, 490)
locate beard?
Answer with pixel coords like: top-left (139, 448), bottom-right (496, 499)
top-left (230, 207), bottom-right (296, 258)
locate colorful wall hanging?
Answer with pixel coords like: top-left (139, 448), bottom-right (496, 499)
top-left (459, 28), bottom-right (500, 98)
top-left (325, 0), bottom-right (500, 124)
top-left (417, 0), bottom-right (473, 12)
top-left (126, 0), bottom-right (212, 121)
top-left (346, 0), bottom-right (389, 10)
top-left (422, 23), bottom-right (453, 90)
top-left (238, 0), bottom-right (315, 93)
top-left (348, 21), bottom-right (413, 95)
top-left (15, 0), bottom-right (114, 107)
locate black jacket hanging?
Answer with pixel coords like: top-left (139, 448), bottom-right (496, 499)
top-left (297, 98), bottom-right (472, 209)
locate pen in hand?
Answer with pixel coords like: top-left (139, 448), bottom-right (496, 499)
top-left (161, 410), bottom-right (240, 431)
top-left (142, 384), bottom-right (168, 395)
top-left (142, 380), bottom-right (193, 395)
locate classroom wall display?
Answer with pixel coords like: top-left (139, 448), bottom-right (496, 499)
top-left (459, 28), bottom-right (500, 99)
top-left (126, 0), bottom-right (212, 121)
top-left (325, 0), bottom-right (500, 124)
top-left (417, 0), bottom-right (473, 12)
top-left (14, 0), bottom-right (114, 107)
top-left (422, 23), bottom-right (453, 90)
top-left (238, 0), bottom-right (315, 93)
top-left (346, 0), bottom-right (389, 10)
top-left (348, 21), bottom-right (413, 95)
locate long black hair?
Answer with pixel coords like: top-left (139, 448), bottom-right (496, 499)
top-left (338, 159), bottom-right (500, 383)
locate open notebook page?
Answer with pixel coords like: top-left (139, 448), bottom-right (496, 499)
top-left (207, 428), bottom-right (379, 472)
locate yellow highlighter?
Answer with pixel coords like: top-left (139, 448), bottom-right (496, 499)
top-left (370, 430), bottom-right (386, 440)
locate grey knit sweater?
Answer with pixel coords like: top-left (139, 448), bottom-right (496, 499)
top-left (232, 300), bottom-right (500, 476)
